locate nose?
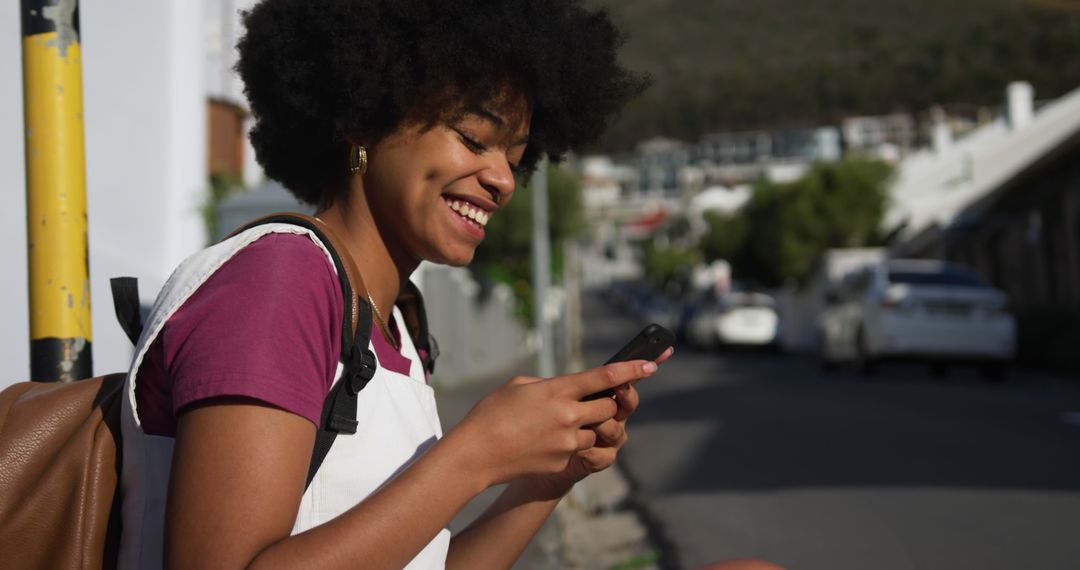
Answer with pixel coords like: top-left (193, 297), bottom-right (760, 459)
top-left (476, 152), bottom-right (516, 206)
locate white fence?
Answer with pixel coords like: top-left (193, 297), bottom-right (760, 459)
top-left (415, 264), bottom-right (533, 387)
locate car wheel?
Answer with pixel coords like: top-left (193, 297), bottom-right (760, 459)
top-left (709, 330), bottom-right (723, 353)
top-left (855, 329), bottom-right (876, 377)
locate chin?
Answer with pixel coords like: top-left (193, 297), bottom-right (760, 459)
top-left (444, 252), bottom-right (476, 267)
top-left (426, 247), bottom-right (476, 268)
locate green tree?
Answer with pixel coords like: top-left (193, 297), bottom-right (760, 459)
top-left (202, 175), bottom-right (247, 243)
top-left (707, 158), bottom-right (891, 287)
top-left (700, 211), bottom-right (749, 264)
top-left (589, 0), bottom-right (1080, 150)
top-left (471, 164), bottom-right (585, 323)
top-left (641, 238), bottom-right (699, 296)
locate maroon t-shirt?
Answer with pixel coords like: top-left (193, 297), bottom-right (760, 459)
top-left (135, 233), bottom-right (413, 437)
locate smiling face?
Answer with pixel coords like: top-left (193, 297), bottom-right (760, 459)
top-left (359, 96), bottom-right (531, 268)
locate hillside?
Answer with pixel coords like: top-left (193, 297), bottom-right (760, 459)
top-left (588, 0), bottom-right (1080, 149)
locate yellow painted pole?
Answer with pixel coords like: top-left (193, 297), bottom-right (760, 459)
top-left (21, 0), bottom-right (92, 382)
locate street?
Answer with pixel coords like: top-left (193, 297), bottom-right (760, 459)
top-left (582, 293), bottom-right (1080, 570)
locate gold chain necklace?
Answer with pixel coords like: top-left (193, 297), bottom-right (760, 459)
top-left (313, 215), bottom-right (399, 351)
top-left (368, 292), bottom-right (399, 350)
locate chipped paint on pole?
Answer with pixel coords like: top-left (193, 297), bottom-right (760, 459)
top-left (21, 0), bottom-right (93, 382)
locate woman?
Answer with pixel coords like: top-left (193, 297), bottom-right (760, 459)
top-left (116, 1), bottom-right (665, 568)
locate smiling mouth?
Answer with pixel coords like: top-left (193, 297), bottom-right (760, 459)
top-left (445, 198), bottom-right (491, 228)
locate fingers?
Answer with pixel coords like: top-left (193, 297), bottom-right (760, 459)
top-left (613, 383), bottom-right (640, 422)
top-left (592, 418), bottom-right (628, 449)
top-left (508, 375), bottom-right (544, 386)
top-left (577, 396), bottom-right (620, 427)
top-left (556, 360), bottom-right (657, 400)
top-left (575, 445), bottom-right (617, 471)
top-left (576, 427), bottom-right (598, 451)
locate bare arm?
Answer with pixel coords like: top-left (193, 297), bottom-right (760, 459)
top-left (165, 361), bottom-right (657, 569)
top-left (166, 398), bottom-right (483, 569)
top-left (447, 349), bottom-right (670, 569)
top-left (446, 477), bottom-right (568, 570)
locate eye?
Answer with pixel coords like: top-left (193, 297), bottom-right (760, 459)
top-left (455, 129), bottom-right (487, 154)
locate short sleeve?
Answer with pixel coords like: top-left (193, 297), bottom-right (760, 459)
top-left (162, 233), bottom-right (343, 427)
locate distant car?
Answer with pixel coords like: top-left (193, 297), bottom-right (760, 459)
top-left (637, 293), bottom-right (681, 333)
top-left (687, 291), bottom-right (780, 349)
top-left (818, 259), bottom-right (1016, 378)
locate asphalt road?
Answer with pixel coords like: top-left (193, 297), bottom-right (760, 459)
top-left (582, 294), bottom-right (1080, 570)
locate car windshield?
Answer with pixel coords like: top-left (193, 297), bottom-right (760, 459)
top-left (888, 269), bottom-right (989, 288)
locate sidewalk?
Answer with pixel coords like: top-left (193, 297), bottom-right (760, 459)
top-left (437, 362), bottom-right (662, 570)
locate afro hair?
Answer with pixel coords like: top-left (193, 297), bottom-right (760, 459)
top-left (235, 0), bottom-right (649, 206)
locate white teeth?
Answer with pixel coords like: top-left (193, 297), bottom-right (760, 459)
top-left (445, 198), bottom-right (490, 228)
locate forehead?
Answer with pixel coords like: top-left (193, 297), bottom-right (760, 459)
top-left (401, 85), bottom-right (532, 138)
top-left (465, 103), bottom-right (531, 134)
top-left (490, 90), bottom-right (532, 127)
top-left (452, 86), bottom-right (532, 132)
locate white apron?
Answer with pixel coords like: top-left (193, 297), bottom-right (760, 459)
top-left (118, 224), bottom-right (449, 568)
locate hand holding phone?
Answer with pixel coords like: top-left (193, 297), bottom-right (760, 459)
top-left (583, 323), bottom-right (674, 401)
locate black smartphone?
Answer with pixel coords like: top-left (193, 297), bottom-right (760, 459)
top-left (583, 323), bottom-right (675, 400)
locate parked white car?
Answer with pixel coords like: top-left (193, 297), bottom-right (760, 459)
top-left (687, 291), bottom-right (780, 349)
top-left (818, 259), bottom-right (1016, 378)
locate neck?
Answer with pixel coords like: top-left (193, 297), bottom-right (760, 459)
top-left (316, 199), bottom-right (417, 323)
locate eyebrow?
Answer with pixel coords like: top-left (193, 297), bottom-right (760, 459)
top-left (467, 105), bottom-right (505, 127)
top-left (465, 106), bottom-right (530, 147)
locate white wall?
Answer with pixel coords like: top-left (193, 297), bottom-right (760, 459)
top-left (1, 2), bottom-right (208, 387)
top-left (0, 0), bottom-right (30, 387)
top-left (415, 264), bottom-right (531, 386)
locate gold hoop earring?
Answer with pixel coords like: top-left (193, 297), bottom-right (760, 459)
top-left (349, 144), bottom-right (368, 176)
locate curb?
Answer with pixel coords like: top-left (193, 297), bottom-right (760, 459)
top-left (546, 465), bottom-right (662, 570)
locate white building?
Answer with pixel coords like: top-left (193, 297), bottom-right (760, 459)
top-left (1, 1), bottom-right (260, 388)
top-left (887, 81), bottom-right (1080, 311)
top-left (886, 81), bottom-right (1080, 251)
top-left (841, 113), bottom-right (916, 159)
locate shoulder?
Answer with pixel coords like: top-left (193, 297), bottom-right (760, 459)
top-left (176, 230), bottom-right (344, 336)
top-left (162, 230), bottom-right (346, 427)
top-left (219, 231), bottom-right (339, 291)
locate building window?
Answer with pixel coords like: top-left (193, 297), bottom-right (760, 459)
top-left (207, 98), bottom-right (246, 179)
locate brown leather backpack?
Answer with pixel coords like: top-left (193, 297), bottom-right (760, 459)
top-left (0, 213), bottom-right (437, 569)
top-left (0, 373), bottom-right (125, 568)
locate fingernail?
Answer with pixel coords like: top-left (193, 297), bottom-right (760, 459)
top-left (642, 361), bottom-right (657, 374)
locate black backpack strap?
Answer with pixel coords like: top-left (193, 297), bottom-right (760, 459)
top-left (397, 280), bottom-right (439, 375)
top-left (110, 277), bottom-right (143, 346)
top-left (231, 213), bottom-right (439, 487)
top-left (306, 335), bottom-right (376, 485)
top-left (230, 213), bottom-right (374, 489)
